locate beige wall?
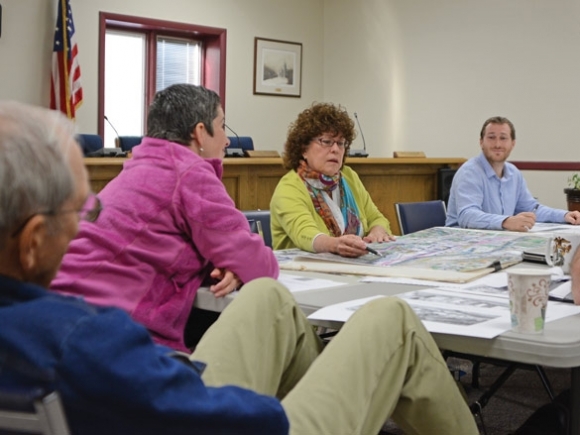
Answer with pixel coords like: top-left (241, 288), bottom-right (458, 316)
top-left (0, 0), bottom-right (324, 152)
top-left (1, 0), bottom-right (578, 208)
top-left (324, 0), bottom-right (580, 208)
top-left (0, 0), bottom-right (54, 105)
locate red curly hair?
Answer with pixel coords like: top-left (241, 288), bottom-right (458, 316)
top-left (283, 102), bottom-right (356, 170)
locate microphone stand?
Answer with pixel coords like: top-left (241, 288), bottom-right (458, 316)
top-left (100, 116), bottom-right (126, 157)
top-left (348, 112), bottom-right (369, 158)
top-left (225, 124), bottom-right (244, 157)
top-left (104, 115), bottom-right (121, 148)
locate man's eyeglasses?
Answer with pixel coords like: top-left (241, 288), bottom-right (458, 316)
top-left (76, 194), bottom-right (103, 222)
top-left (11, 193), bottom-right (102, 237)
top-left (315, 138), bottom-right (347, 149)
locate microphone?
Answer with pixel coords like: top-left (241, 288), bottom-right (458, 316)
top-left (95, 115), bottom-right (126, 157)
top-left (225, 123), bottom-right (244, 157)
top-left (104, 115), bottom-right (121, 146)
top-left (348, 112), bottom-right (369, 158)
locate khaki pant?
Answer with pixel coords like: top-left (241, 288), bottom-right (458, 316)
top-left (193, 278), bottom-right (478, 435)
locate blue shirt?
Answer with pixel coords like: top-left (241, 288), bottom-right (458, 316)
top-left (0, 275), bottom-right (288, 435)
top-left (446, 152), bottom-right (567, 230)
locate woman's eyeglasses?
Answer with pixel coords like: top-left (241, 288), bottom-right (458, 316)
top-left (315, 138), bottom-right (347, 149)
top-left (11, 193), bottom-right (102, 237)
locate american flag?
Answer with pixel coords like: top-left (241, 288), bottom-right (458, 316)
top-left (50, 0), bottom-right (83, 119)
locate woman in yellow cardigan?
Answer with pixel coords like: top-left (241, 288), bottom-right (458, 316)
top-left (270, 103), bottom-right (395, 257)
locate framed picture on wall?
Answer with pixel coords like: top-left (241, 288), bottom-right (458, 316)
top-left (253, 37), bottom-right (302, 97)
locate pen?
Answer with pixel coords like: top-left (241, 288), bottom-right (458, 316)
top-left (365, 246), bottom-right (382, 257)
top-left (524, 204), bottom-right (540, 231)
top-left (549, 295), bottom-right (574, 304)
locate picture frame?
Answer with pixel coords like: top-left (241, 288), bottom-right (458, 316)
top-left (253, 37), bottom-right (302, 97)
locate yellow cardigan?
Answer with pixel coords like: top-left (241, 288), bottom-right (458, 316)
top-left (270, 166), bottom-right (391, 251)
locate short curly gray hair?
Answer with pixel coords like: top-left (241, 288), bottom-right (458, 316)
top-left (0, 101), bottom-right (75, 246)
top-left (147, 84), bottom-right (222, 145)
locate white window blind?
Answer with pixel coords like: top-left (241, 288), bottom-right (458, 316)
top-left (156, 37), bottom-right (202, 92)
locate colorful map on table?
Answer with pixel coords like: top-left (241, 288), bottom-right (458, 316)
top-left (276, 227), bottom-right (551, 282)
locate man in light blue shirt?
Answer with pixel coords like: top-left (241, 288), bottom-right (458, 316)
top-left (446, 116), bottom-right (580, 231)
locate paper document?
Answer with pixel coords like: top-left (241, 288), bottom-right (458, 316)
top-left (308, 292), bottom-right (509, 338)
top-left (277, 273), bottom-right (346, 293)
top-left (308, 288), bottom-right (580, 339)
top-left (360, 271), bottom-right (511, 289)
top-left (550, 281), bottom-right (573, 302)
top-left (527, 223), bottom-right (577, 232)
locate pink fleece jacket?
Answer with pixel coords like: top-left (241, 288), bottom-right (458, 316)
top-left (51, 138), bottom-right (279, 352)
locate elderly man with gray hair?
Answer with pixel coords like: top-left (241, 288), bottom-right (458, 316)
top-left (0, 100), bottom-right (477, 435)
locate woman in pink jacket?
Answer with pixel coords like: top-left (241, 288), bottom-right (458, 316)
top-left (51, 84), bottom-right (279, 352)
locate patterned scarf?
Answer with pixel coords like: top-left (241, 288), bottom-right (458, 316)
top-left (297, 160), bottom-right (362, 237)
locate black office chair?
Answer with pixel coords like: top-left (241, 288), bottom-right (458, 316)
top-left (395, 200), bottom-right (447, 235)
top-left (242, 210), bottom-right (272, 248)
top-left (227, 137), bottom-right (254, 152)
top-left (0, 388), bottom-right (70, 435)
top-left (185, 209), bottom-right (271, 349)
top-left (116, 136), bottom-right (142, 152)
top-left (225, 137), bottom-right (255, 157)
top-left (76, 134), bottom-right (104, 156)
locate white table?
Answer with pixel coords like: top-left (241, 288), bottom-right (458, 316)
top-left (195, 268), bottom-right (580, 434)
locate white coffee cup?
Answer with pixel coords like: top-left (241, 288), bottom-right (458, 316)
top-left (507, 269), bottom-right (551, 334)
top-left (544, 234), bottom-right (580, 274)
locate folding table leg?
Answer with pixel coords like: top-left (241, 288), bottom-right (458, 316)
top-left (571, 367), bottom-right (580, 435)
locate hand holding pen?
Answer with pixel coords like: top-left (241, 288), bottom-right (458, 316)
top-left (522, 205), bottom-right (539, 231)
top-left (520, 204), bottom-right (539, 231)
top-left (502, 209), bottom-right (536, 232)
top-left (522, 204), bottom-right (540, 231)
top-left (365, 245), bottom-right (383, 257)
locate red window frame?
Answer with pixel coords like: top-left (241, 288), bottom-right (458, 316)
top-left (97, 12), bottom-right (226, 139)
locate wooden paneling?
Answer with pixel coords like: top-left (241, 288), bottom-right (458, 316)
top-left (85, 156), bottom-right (465, 235)
top-left (84, 157), bottom-right (126, 193)
top-left (220, 158), bottom-right (287, 209)
top-left (347, 159), bottom-right (464, 233)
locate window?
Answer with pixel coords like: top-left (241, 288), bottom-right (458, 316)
top-left (104, 30), bottom-right (146, 146)
top-left (98, 13), bottom-right (226, 148)
top-left (156, 36), bottom-right (201, 92)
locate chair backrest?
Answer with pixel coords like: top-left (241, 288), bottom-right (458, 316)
top-left (395, 200), bottom-right (447, 235)
top-left (76, 134), bottom-right (104, 156)
top-left (242, 210), bottom-right (272, 248)
top-left (437, 167), bottom-right (457, 205)
top-left (227, 137), bottom-right (254, 152)
top-left (116, 136), bottom-right (143, 152)
top-left (0, 388), bottom-right (70, 435)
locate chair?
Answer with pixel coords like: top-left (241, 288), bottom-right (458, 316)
top-left (395, 200), bottom-right (447, 235)
top-left (0, 388), bottom-right (70, 434)
top-left (116, 136), bottom-right (142, 152)
top-left (242, 210), bottom-right (272, 248)
top-left (76, 134), bottom-right (103, 156)
top-left (438, 167), bottom-right (457, 206)
top-left (227, 136), bottom-right (254, 153)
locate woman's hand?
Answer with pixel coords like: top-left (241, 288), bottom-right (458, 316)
top-left (363, 225), bottom-right (396, 243)
top-left (315, 232), bottom-right (395, 258)
top-left (314, 234), bottom-right (366, 257)
top-left (209, 268), bottom-right (242, 298)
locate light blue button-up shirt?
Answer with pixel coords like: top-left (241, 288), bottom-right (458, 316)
top-left (445, 152), bottom-right (567, 230)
